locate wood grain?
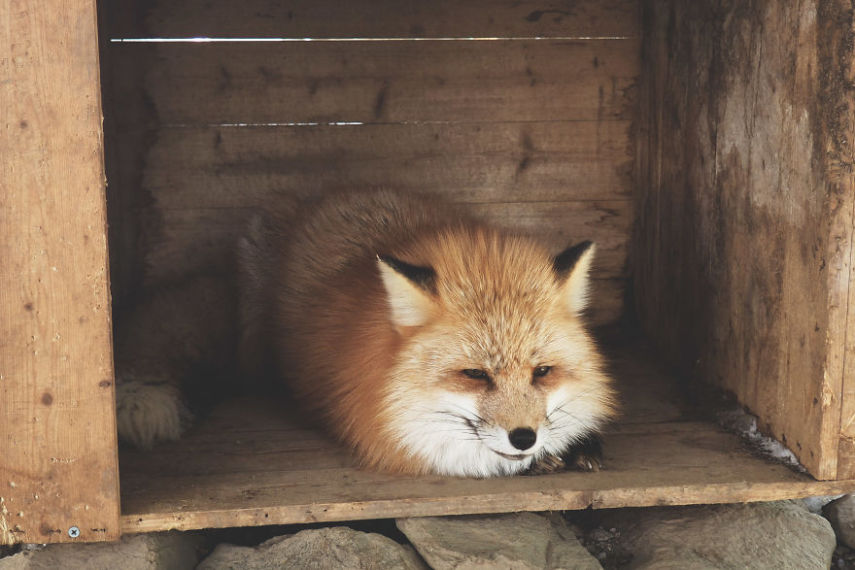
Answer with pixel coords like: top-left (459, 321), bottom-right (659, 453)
top-left (634, 0), bottom-right (855, 479)
top-left (829, 0), bottom-right (855, 477)
top-left (118, 344), bottom-right (855, 534)
top-left (142, 121), bottom-right (634, 208)
top-left (135, 119), bottom-right (634, 325)
top-left (104, 0), bottom-right (640, 39)
top-left (0, 0), bottom-right (120, 544)
top-left (108, 39), bottom-right (639, 128)
top-left (143, 203), bottom-right (629, 327)
top-left (145, 200), bottom-right (630, 313)
top-left (99, 2), bottom-right (640, 325)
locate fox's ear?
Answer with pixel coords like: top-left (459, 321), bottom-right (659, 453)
top-left (377, 254), bottom-right (437, 328)
top-left (553, 241), bottom-right (595, 315)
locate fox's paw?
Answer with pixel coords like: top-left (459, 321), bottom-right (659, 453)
top-left (115, 379), bottom-right (193, 448)
top-left (526, 453), bottom-right (568, 475)
top-left (526, 433), bottom-right (604, 475)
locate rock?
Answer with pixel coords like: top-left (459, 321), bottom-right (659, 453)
top-left (580, 526), bottom-right (631, 568)
top-left (196, 526), bottom-right (426, 570)
top-left (824, 494), bottom-right (855, 549)
top-left (0, 532), bottom-right (206, 570)
top-left (799, 495), bottom-right (843, 515)
top-left (599, 501), bottom-right (835, 569)
top-left (396, 512), bottom-right (602, 570)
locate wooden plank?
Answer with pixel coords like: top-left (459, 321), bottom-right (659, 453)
top-left (815, 0), bottom-right (855, 482)
top-left (145, 199), bottom-right (630, 299)
top-left (120, 428), bottom-right (855, 534)
top-left (109, 39), bottom-right (639, 127)
top-left (117, 345), bottom-right (855, 534)
top-left (829, 0), bottom-right (855, 479)
top-left (99, 0), bottom-right (157, 311)
top-left (143, 203), bottom-right (629, 325)
top-left (137, 120), bottom-right (634, 323)
top-left (0, 0), bottom-right (120, 544)
top-left (104, 0), bottom-right (640, 40)
top-left (634, 0), bottom-right (854, 480)
top-left (143, 121), bottom-right (634, 209)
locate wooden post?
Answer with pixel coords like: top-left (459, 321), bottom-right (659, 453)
top-left (0, 0), bottom-right (120, 543)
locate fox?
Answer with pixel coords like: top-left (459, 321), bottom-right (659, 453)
top-left (237, 189), bottom-right (617, 477)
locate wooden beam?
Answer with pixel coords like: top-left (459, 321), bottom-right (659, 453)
top-left (0, 0), bottom-right (120, 544)
top-left (141, 121), bottom-right (634, 208)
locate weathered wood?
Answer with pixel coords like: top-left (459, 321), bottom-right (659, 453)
top-left (838, 437), bottom-right (855, 481)
top-left (635, 0), bottom-right (855, 479)
top-left (147, 201), bottom-right (630, 285)
top-left (118, 344), bottom-right (855, 534)
top-left (100, 11), bottom-right (156, 311)
top-left (99, 2), bottom-right (640, 326)
top-left (144, 202), bottom-right (629, 326)
top-left (0, 0), bottom-right (120, 544)
top-left (104, 0), bottom-right (640, 40)
top-left (108, 39), bottom-right (639, 128)
top-left (143, 121), bottom-right (633, 208)
top-left (135, 118), bottom-right (634, 325)
top-left (827, 0), bottom-right (855, 482)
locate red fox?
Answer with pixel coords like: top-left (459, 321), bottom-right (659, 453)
top-left (237, 190), bottom-right (616, 477)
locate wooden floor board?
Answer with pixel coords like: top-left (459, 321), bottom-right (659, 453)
top-left (118, 343), bottom-right (855, 533)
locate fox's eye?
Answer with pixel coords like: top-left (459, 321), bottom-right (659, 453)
top-left (532, 365), bottom-right (552, 379)
top-left (461, 369), bottom-right (491, 382)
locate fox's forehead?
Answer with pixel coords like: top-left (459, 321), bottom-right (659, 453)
top-left (451, 298), bottom-right (561, 370)
top-left (408, 224), bottom-right (582, 369)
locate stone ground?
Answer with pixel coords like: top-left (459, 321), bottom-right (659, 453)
top-left (3, 496), bottom-right (855, 569)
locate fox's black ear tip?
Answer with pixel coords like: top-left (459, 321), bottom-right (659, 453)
top-left (553, 240), bottom-right (595, 277)
top-left (376, 253), bottom-right (437, 293)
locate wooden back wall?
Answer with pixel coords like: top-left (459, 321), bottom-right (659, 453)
top-left (100, 0), bottom-right (640, 326)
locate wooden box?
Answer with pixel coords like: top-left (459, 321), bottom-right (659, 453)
top-left (2, 0), bottom-right (854, 544)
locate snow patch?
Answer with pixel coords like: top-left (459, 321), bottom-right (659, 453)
top-left (717, 408), bottom-right (804, 471)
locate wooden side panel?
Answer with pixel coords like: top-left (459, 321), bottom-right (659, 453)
top-left (635, 0), bottom-right (855, 479)
top-left (0, 0), bottom-right (120, 544)
top-left (106, 0), bottom-right (640, 39)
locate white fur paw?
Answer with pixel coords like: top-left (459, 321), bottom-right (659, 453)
top-left (115, 379), bottom-right (193, 448)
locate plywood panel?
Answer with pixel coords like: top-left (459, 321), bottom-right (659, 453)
top-left (104, 0), bottom-right (640, 39)
top-left (634, 0), bottom-right (855, 479)
top-left (109, 39), bottom-right (639, 128)
top-left (118, 344), bottom-right (855, 534)
top-left (0, 0), bottom-right (120, 544)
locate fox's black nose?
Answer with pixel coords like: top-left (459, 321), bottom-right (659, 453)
top-left (508, 427), bottom-right (537, 450)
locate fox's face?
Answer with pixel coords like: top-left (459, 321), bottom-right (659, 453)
top-left (377, 229), bottom-right (616, 477)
